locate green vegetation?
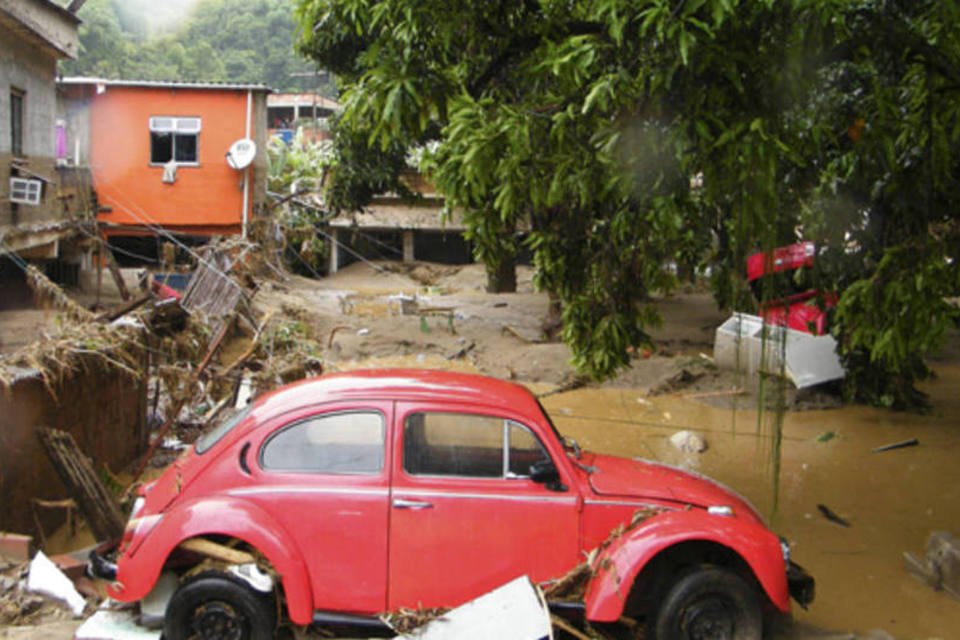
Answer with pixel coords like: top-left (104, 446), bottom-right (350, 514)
top-left (295, 0), bottom-right (960, 409)
top-left (266, 132), bottom-right (332, 276)
top-left (61, 0), bottom-right (333, 94)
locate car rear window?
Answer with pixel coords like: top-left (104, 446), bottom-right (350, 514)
top-left (196, 405), bottom-right (252, 454)
top-left (260, 411), bottom-right (385, 474)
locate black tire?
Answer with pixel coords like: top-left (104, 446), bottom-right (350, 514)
top-left (648, 566), bottom-right (762, 640)
top-left (164, 571), bottom-right (277, 640)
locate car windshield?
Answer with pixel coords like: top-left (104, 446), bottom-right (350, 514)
top-left (536, 399), bottom-right (571, 448)
top-left (196, 405), bottom-right (252, 454)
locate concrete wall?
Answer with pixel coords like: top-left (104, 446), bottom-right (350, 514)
top-left (0, 18), bottom-right (71, 229)
top-left (0, 0), bottom-right (80, 60)
top-left (0, 358), bottom-right (148, 536)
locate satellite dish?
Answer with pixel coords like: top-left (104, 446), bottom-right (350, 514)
top-left (226, 138), bottom-right (257, 170)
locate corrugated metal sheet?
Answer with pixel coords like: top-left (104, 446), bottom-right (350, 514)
top-left (59, 77), bottom-right (271, 92)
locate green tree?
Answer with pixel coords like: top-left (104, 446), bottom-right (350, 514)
top-left (62, 0), bottom-right (328, 94)
top-left (295, 0), bottom-right (960, 404)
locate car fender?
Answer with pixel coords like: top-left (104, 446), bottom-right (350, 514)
top-left (110, 496), bottom-right (315, 625)
top-left (583, 509), bottom-right (789, 622)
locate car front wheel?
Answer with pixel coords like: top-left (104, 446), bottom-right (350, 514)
top-left (648, 566), bottom-right (762, 640)
top-left (164, 571), bottom-right (276, 640)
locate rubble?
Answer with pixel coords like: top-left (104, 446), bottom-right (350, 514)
top-left (669, 430), bottom-right (708, 453)
top-left (25, 550), bottom-right (86, 617)
top-left (904, 531), bottom-right (960, 600)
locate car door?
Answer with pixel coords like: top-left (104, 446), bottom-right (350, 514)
top-left (387, 401), bottom-right (581, 609)
top-left (241, 401), bottom-right (392, 615)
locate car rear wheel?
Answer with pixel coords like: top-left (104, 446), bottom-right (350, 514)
top-left (164, 571), bottom-right (276, 640)
top-left (646, 566), bottom-right (762, 640)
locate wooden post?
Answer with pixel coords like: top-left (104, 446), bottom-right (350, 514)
top-left (39, 429), bottom-right (125, 542)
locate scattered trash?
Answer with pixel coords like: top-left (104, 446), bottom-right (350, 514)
top-left (669, 430), bottom-right (708, 453)
top-left (817, 504), bottom-right (851, 528)
top-left (714, 312), bottom-right (844, 388)
top-left (816, 431), bottom-right (836, 443)
top-left (392, 576), bottom-right (551, 640)
top-left (446, 341), bottom-right (476, 360)
top-left (357, 327), bottom-right (371, 337)
top-left (161, 437), bottom-right (185, 450)
top-left (26, 551), bottom-right (85, 617)
top-left (873, 438), bottom-right (919, 453)
top-left (138, 572), bottom-right (178, 629)
top-left (75, 607), bottom-right (161, 640)
top-left (904, 531), bottom-right (960, 600)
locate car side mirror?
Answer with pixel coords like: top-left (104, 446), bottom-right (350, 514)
top-left (529, 460), bottom-right (565, 491)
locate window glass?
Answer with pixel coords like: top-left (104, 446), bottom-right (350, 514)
top-left (196, 405), bottom-right (252, 454)
top-left (174, 134), bottom-right (197, 162)
top-left (261, 411), bottom-right (384, 474)
top-left (151, 132), bottom-right (173, 163)
top-left (508, 421), bottom-right (549, 476)
top-left (10, 89), bottom-right (24, 157)
top-left (403, 413), bottom-right (550, 478)
top-left (404, 413), bottom-right (503, 477)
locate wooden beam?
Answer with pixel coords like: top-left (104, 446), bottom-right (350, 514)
top-left (179, 538), bottom-right (256, 565)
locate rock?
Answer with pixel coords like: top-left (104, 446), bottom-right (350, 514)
top-left (670, 430), bottom-right (708, 453)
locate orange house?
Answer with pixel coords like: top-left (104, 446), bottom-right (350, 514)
top-left (58, 78), bottom-right (270, 238)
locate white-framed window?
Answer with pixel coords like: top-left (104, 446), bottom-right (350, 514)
top-left (149, 116), bottom-right (201, 164)
top-left (9, 178), bottom-right (42, 206)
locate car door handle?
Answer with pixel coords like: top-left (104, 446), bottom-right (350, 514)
top-left (392, 498), bottom-right (433, 510)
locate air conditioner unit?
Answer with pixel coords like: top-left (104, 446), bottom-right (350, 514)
top-left (9, 177), bottom-right (42, 206)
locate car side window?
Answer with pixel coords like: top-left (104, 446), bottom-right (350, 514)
top-left (260, 411), bottom-right (384, 474)
top-left (403, 412), bottom-right (549, 478)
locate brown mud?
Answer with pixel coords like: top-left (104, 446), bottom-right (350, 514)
top-left (265, 261), bottom-right (960, 638)
top-left (2, 260), bottom-right (957, 638)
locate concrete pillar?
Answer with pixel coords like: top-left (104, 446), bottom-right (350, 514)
top-left (402, 230), bottom-right (415, 263)
top-left (328, 228), bottom-right (339, 274)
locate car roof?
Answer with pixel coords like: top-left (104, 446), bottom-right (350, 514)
top-left (251, 368), bottom-right (543, 421)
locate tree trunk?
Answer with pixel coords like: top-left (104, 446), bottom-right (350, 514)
top-left (485, 253), bottom-right (517, 293)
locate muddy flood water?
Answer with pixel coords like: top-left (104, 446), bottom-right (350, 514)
top-left (540, 365), bottom-right (960, 638)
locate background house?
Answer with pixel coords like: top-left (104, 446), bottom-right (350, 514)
top-left (58, 78), bottom-right (270, 261)
top-left (267, 92), bottom-right (337, 144)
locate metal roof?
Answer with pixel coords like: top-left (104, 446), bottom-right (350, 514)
top-left (59, 77), bottom-right (272, 92)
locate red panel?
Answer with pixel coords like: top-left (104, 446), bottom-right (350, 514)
top-left (387, 401), bottom-right (582, 609)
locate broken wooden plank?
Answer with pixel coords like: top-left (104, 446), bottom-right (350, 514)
top-left (38, 429), bottom-right (125, 542)
top-left (178, 538), bottom-right (256, 566)
top-left (95, 292), bottom-right (151, 323)
top-left (103, 241), bottom-right (131, 301)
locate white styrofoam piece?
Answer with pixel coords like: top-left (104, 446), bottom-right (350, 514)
top-left (399, 575), bottom-right (552, 640)
top-left (26, 550), bottom-right (86, 617)
top-left (714, 312), bottom-right (844, 389)
top-left (74, 609), bottom-right (162, 640)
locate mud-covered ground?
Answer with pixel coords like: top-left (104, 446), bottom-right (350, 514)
top-left (2, 260), bottom-right (958, 639)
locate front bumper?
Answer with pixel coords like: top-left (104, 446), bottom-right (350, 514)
top-left (787, 561), bottom-right (815, 609)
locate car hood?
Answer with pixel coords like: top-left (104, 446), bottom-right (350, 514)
top-left (586, 453), bottom-right (763, 523)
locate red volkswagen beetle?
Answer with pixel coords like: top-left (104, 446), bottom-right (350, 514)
top-left (92, 369), bottom-right (813, 639)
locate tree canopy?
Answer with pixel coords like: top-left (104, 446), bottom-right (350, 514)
top-left (296, 0), bottom-right (960, 408)
top-left (61, 0), bottom-right (334, 95)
